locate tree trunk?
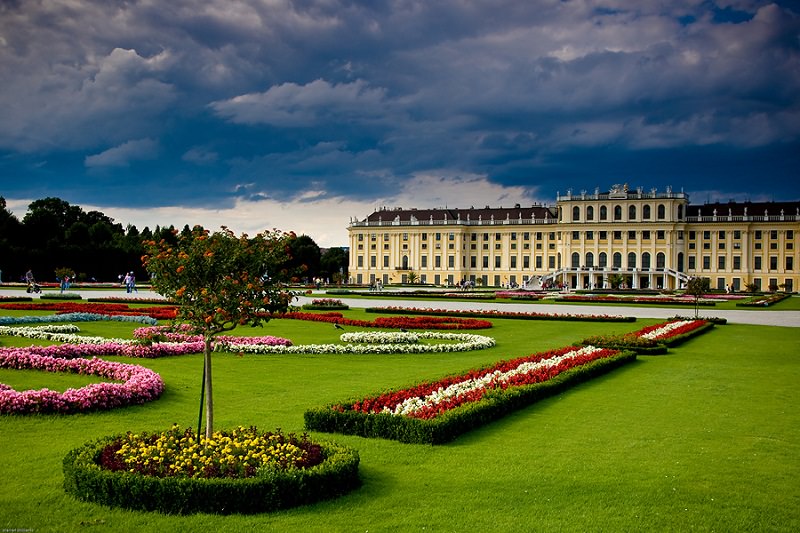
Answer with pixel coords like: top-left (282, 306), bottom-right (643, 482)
top-left (204, 336), bottom-right (214, 438)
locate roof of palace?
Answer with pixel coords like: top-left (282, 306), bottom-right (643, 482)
top-left (691, 201), bottom-right (800, 217)
top-left (365, 205), bottom-right (557, 223)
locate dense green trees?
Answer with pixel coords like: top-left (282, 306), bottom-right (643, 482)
top-left (0, 196), bottom-right (348, 284)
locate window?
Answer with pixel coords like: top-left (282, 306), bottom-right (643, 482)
top-left (600, 206), bottom-right (608, 220)
top-left (657, 230), bottom-right (665, 240)
top-left (586, 206), bottom-right (594, 221)
top-left (629, 205), bottom-right (636, 220)
top-left (536, 256), bottom-right (542, 268)
top-left (770, 256), bottom-right (778, 270)
top-left (548, 256), bottom-right (555, 268)
top-left (370, 256), bottom-right (377, 267)
top-left (613, 252), bottom-right (622, 268)
top-left (754, 257), bottom-right (762, 269)
top-left (642, 252), bottom-right (651, 269)
top-left (383, 233), bottom-right (389, 241)
top-left (788, 230), bottom-right (795, 239)
top-left (471, 234), bottom-right (477, 241)
top-left (613, 231), bottom-right (622, 240)
top-left (511, 256), bottom-right (517, 269)
top-left (572, 206), bottom-right (580, 221)
top-left (688, 256), bottom-right (696, 269)
top-left (572, 231), bottom-right (580, 240)
top-left (571, 252), bottom-right (580, 268)
top-left (657, 204), bottom-right (666, 219)
top-left (495, 233), bottom-right (501, 240)
top-left (586, 252), bottom-right (594, 267)
top-left (770, 230), bottom-right (778, 240)
top-left (511, 232), bottom-right (517, 241)
top-left (627, 252), bottom-right (636, 268)
top-left (470, 256), bottom-right (477, 268)
top-left (524, 256), bottom-right (530, 269)
top-left (718, 256), bottom-right (725, 270)
top-left (733, 256), bottom-right (741, 270)
top-left (586, 231), bottom-right (594, 240)
top-left (495, 256), bottom-right (501, 268)
top-left (755, 230), bottom-right (762, 239)
top-left (357, 256), bottom-right (364, 267)
top-left (402, 233), bottom-right (408, 241)
top-left (787, 257), bottom-right (794, 270)
top-left (435, 256), bottom-right (441, 268)
top-left (383, 256), bottom-right (389, 267)
top-left (628, 230), bottom-right (636, 240)
top-left (643, 205), bottom-right (651, 219)
top-left (449, 233), bottom-right (455, 241)
top-left (383, 244), bottom-right (389, 250)
top-left (435, 233), bottom-right (441, 241)
top-left (642, 230), bottom-right (651, 240)
top-left (599, 252), bottom-right (608, 268)
top-left (523, 232), bottom-right (530, 240)
top-left (421, 256), bottom-right (427, 268)
top-left (734, 230), bottom-right (741, 239)
top-left (448, 256), bottom-right (455, 268)
top-left (703, 256), bottom-right (710, 269)
top-left (483, 256), bottom-right (489, 268)
top-left (719, 242), bottom-right (725, 250)
top-left (599, 231), bottom-right (607, 240)
top-left (614, 205), bottom-right (622, 221)
top-left (421, 233), bottom-right (427, 241)
top-left (656, 253), bottom-right (666, 269)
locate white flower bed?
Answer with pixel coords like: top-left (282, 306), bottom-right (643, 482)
top-left (339, 332), bottom-right (419, 344)
top-left (639, 320), bottom-right (695, 340)
top-left (0, 325), bottom-right (134, 345)
top-left (221, 331), bottom-right (496, 354)
top-left (389, 345), bottom-right (604, 416)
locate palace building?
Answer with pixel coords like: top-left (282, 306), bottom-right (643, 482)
top-left (347, 184), bottom-right (799, 292)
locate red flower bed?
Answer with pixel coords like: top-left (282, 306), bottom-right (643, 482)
top-left (0, 302), bottom-right (178, 320)
top-left (277, 311), bottom-right (492, 330)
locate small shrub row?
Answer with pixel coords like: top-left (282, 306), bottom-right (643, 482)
top-left (736, 292), bottom-right (791, 307)
top-left (39, 292), bottom-right (83, 300)
top-left (63, 434), bottom-right (361, 515)
top-left (304, 351), bottom-right (636, 445)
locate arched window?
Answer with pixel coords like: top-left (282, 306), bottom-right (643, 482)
top-left (614, 205), bottom-right (622, 220)
top-left (586, 206), bottom-right (594, 221)
top-left (585, 252), bottom-right (594, 268)
top-left (402, 255), bottom-right (409, 269)
top-left (557, 253), bottom-right (562, 269)
top-left (599, 252), bottom-right (608, 268)
top-left (677, 252), bottom-right (684, 272)
top-left (613, 252), bottom-right (622, 268)
top-left (643, 205), bottom-right (651, 219)
top-left (656, 252), bottom-right (666, 269)
top-left (628, 252), bottom-right (637, 269)
top-left (677, 204), bottom-right (684, 220)
top-left (572, 206), bottom-right (580, 221)
top-left (571, 252), bottom-right (580, 268)
top-left (629, 205), bottom-right (636, 220)
top-left (642, 252), bottom-right (651, 269)
top-left (657, 204), bottom-right (666, 220)
top-left (600, 206), bottom-right (608, 220)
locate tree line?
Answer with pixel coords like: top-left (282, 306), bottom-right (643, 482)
top-left (0, 196), bottom-right (348, 285)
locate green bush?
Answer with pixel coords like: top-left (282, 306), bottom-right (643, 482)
top-left (40, 292), bottom-right (83, 300)
top-left (63, 436), bottom-right (360, 514)
top-left (305, 351), bottom-right (637, 444)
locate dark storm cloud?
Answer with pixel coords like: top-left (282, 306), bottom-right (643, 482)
top-left (0, 0), bottom-right (798, 228)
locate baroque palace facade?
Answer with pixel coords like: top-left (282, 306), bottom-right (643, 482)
top-left (347, 185), bottom-right (800, 292)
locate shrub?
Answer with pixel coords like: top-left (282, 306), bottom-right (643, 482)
top-left (63, 431), bottom-right (360, 514)
top-left (40, 292), bottom-right (83, 300)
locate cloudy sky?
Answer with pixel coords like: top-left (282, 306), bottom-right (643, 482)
top-left (1, 0), bottom-right (798, 246)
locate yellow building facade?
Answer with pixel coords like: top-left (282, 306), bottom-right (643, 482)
top-left (347, 185), bottom-right (799, 292)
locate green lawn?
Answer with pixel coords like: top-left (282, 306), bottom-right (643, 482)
top-left (1, 309), bottom-right (798, 532)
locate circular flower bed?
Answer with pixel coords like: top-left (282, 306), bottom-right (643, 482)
top-left (63, 426), bottom-right (361, 514)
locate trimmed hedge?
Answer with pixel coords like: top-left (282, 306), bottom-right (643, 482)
top-left (63, 436), bottom-right (360, 514)
top-left (304, 351), bottom-right (636, 445)
top-left (301, 304), bottom-right (350, 311)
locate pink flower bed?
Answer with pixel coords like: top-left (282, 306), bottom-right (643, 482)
top-left (0, 350), bottom-right (165, 414)
top-left (132, 326), bottom-right (292, 348)
top-left (2, 341), bottom-right (205, 360)
top-left (339, 345), bottom-right (620, 420)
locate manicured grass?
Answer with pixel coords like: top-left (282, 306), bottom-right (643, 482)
top-left (1, 309), bottom-right (799, 531)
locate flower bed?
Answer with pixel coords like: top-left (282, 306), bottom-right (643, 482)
top-left (494, 291), bottom-right (543, 300)
top-left (218, 331), bottom-right (495, 355)
top-left (0, 312), bottom-right (158, 326)
top-left (63, 427), bottom-right (360, 514)
top-left (0, 351), bottom-right (164, 414)
top-left (580, 319), bottom-right (715, 354)
top-left (441, 293), bottom-right (496, 299)
top-left (365, 306), bottom-right (635, 322)
top-left (40, 292), bottom-right (83, 300)
top-left (305, 346), bottom-right (635, 444)
top-left (279, 311), bottom-right (492, 330)
top-left (132, 325), bottom-right (293, 349)
top-left (736, 293), bottom-right (791, 307)
top-left (301, 298), bottom-right (350, 310)
top-left (550, 294), bottom-right (717, 306)
top-left (0, 302), bottom-right (178, 320)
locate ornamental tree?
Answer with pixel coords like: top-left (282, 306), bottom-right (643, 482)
top-left (685, 276), bottom-right (710, 318)
top-left (142, 226), bottom-right (297, 438)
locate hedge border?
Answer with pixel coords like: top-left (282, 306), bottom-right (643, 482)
top-left (304, 350), bottom-right (636, 445)
top-left (63, 435), bottom-right (361, 515)
top-left (301, 304), bottom-right (350, 311)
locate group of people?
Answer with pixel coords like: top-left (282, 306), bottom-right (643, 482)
top-left (121, 272), bottom-right (138, 293)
